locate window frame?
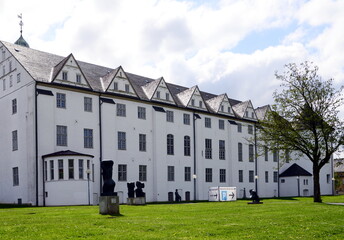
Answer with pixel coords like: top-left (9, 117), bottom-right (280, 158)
top-left (118, 131), bottom-right (126, 150)
top-left (118, 164), bottom-right (127, 181)
top-left (205, 168), bottom-right (212, 182)
top-left (116, 103), bottom-right (126, 117)
top-left (205, 138), bottom-right (212, 159)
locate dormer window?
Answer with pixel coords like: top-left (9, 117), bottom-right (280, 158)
top-left (228, 107), bottom-right (231, 113)
top-left (156, 91), bottom-right (161, 99)
top-left (76, 74), bottom-right (81, 84)
top-left (245, 111), bottom-right (248, 117)
top-left (166, 93), bottom-right (170, 101)
top-left (62, 71), bottom-right (68, 81)
top-left (9, 61), bottom-right (12, 72)
top-left (114, 82), bottom-right (118, 91)
top-left (191, 99), bottom-right (195, 106)
top-left (199, 101), bottom-right (203, 108)
top-left (251, 112), bottom-right (254, 118)
top-left (221, 105), bottom-right (224, 112)
top-left (125, 84), bottom-right (130, 93)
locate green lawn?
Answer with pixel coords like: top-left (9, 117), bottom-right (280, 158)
top-left (1, 196), bottom-right (344, 240)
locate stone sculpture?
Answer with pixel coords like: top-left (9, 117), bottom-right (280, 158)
top-left (175, 189), bottom-right (181, 202)
top-left (101, 160), bottom-right (116, 196)
top-left (127, 182), bottom-right (135, 198)
top-left (135, 181), bottom-right (145, 198)
top-left (249, 189), bottom-right (260, 203)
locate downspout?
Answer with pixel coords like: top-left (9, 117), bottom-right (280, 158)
top-left (193, 113), bottom-right (197, 201)
top-left (42, 158), bottom-right (45, 206)
top-left (99, 95), bottom-right (103, 195)
top-left (277, 151), bottom-right (280, 197)
top-left (254, 124), bottom-right (258, 194)
top-left (35, 82), bottom-right (39, 206)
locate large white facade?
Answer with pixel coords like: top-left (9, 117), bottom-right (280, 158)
top-left (0, 40), bottom-right (334, 206)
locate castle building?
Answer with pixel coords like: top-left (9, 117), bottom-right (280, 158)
top-left (0, 36), bottom-right (334, 206)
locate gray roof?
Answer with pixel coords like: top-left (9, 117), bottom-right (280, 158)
top-left (2, 40), bottom-right (265, 120)
top-left (255, 105), bottom-right (270, 120)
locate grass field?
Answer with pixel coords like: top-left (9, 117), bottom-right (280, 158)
top-left (1, 196), bottom-right (344, 240)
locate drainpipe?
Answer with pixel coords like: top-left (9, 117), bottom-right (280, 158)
top-left (192, 113), bottom-right (198, 201)
top-left (35, 82), bottom-right (39, 206)
top-left (99, 95), bottom-right (103, 195)
top-left (254, 124), bottom-right (258, 194)
top-left (277, 151), bottom-right (280, 197)
top-left (42, 158), bottom-right (45, 206)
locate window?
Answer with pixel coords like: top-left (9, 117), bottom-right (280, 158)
top-left (79, 159), bottom-right (84, 179)
top-left (239, 170), bottom-right (243, 182)
top-left (84, 97), bottom-right (92, 112)
top-left (183, 113), bottom-right (190, 125)
top-left (118, 131), bottom-right (126, 150)
top-left (205, 168), bottom-right (212, 182)
top-left (265, 146), bottom-right (268, 161)
top-left (168, 192), bottom-right (174, 201)
top-left (156, 91), bottom-right (161, 99)
top-left (304, 179), bottom-right (309, 185)
top-left (205, 117), bottom-right (211, 128)
top-left (285, 150), bottom-right (290, 163)
top-left (219, 119), bottom-right (224, 130)
top-left (221, 105), bottom-right (224, 112)
top-left (219, 140), bottom-right (225, 160)
top-left (56, 93), bottom-right (66, 108)
top-left (114, 82), bottom-right (118, 91)
top-left (9, 75), bottom-right (12, 87)
top-left (327, 174), bottom-right (331, 184)
top-left (249, 170), bottom-right (254, 183)
top-left (238, 143), bottom-right (243, 162)
top-left (3, 79), bottom-right (6, 90)
top-left (281, 179), bottom-right (285, 183)
top-left (12, 130), bottom-right (18, 151)
top-left (216, 169), bottom-right (225, 183)
top-left (44, 161), bottom-right (48, 181)
top-left (87, 160), bottom-right (90, 179)
top-left (184, 136), bottom-right (191, 156)
top-left (116, 103), bottom-right (126, 117)
top-left (166, 110), bottom-right (174, 122)
top-left (139, 134), bottom-right (146, 152)
top-left (166, 93), bottom-right (170, 101)
top-left (251, 112), bottom-right (255, 119)
top-left (228, 107), bottom-right (231, 113)
top-left (84, 129), bottom-right (93, 148)
top-left (17, 73), bottom-right (21, 83)
top-left (125, 84), bottom-right (130, 92)
top-left (13, 167), bottom-right (19, 186)
top-left (265, 171), bottom-right (269, 183)
top-left (273, 171), bottom-right (278, 183)
top-left (167, 134), bottom-right (174, 155)
top-left (191, 99), bottom-right (195, 106)
top-left (139, 165), bottom-right (147, 182)
top-left (273, 150), bottom-right (279, 162)
top-left (199, 101), bottom-right (203, 108)
top-left (249, 144), bottom-right (254, 162)
top-left (185, 167), bottom-right (191, 181)
top-left (58, 159), bottom-right (64, 180)
top-left (62, 71), bottom-right (68, 81)
top-left (118, 164), bottom-right (127, 181)
top-left (57, 125), bottom-right (67, 146)
top-left (138, 107), bottom-right (146, 119)
top-left (245, 111), bottom-right (249, 117)
top-left (76, 74), bottom-right (81, 83)
top-left (50, 160), bottom-right (54, 180)
top-left (237, 123), bottom-right (242, 132)
top-left (248, 125), bottom-right (253, 134)
top-left (205, 139), bottom-right (212, 159)
top-left (168, 166), bottom-right (174, 181)
top-left (12, 99), bottom-right (17, 114)
top-left (68, 159), bottom-right (74, 179)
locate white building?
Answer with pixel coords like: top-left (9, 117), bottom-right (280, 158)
top-left (0, 37), bottom-right (334, 206)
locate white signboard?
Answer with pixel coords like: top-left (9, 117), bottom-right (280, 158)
top-left (208, 187), bottom-right (237, 202)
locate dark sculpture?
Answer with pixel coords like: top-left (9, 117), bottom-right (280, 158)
top-left (101, 161), bottom-right (116, 196)
top-left (175, 189), bottom-right (181, 202)
top-left (249, 189), bottom-right (260, 203)
top-left (135, 181), bottom-right (145, 198)
top-left (127, 182), bottom-right (135, 198)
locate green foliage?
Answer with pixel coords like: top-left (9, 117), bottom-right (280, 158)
top-left (1, 197), bottom-right (344, 239)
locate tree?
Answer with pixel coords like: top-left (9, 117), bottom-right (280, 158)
top-left (259, 62), bottom-right (344, 202)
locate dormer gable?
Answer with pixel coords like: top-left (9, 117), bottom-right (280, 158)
top-left (206, 93), bottom-right (234, 115)
top-left (177, 85), bottom-right (207, 110)
top-left (232, 100), bottom-right (258, 120)
top-left (103, 66), bottom-right (138, 97)
top-left (255, 105), bottom-right (271, 121)
top-left (50, 54), bottom-right (91, 89)
top-left (143, 77), bottom-right (176, 105)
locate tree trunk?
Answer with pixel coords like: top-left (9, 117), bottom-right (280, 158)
top-left (313, 164), bottom-right (322, 203)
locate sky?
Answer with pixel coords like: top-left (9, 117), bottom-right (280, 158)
top-left (1, 0), bottom-right (344, 111)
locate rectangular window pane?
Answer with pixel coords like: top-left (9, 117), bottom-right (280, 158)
top-left (220, 169), bottom-right (226, 183)
top-left (219, 119), bottom-right (224, 130)
top-left (248, 125), bottom-right (253, 134)
top-left (205, 168), bottom-right (212, 182)
top-left (219, 140), bottom-right (225, 160)
top-left (265, 171), bottom-right (269, 183)
top-left (118, 131), bottom-right (126, 150)
top-left (249, 170), bottom-right (254, 183)
top-left (184, 136), bottom-right (191, 156)
top-left (167, 134), bottom-right (174, 155)
top-left (68, 159), bottom-right (74, 179)
top-left (57, 125), bottom-right (67, 146)
top-left (265, 146), bottom-right (269, 161)
top-left (79, 159), bottom-right (84, 179)
top-left (84, 129), bottom-right (93, 148)
top-left (58, 160), bottom-right (64, 180)
top-left (12, 130), bottom-right (18, 151)
top-left (185, 167), bottom-right (191, 181)
top-left (118, 164), bottom-right (127, 181)
top-left (50, 160), bottom-right (54, 180)
top-left (13, 167), bottom-right (19, 186)
top-left (205, 139), bottom-right (212, 159)
top-left (138, 107), bottom-right (146, 119)
top-left (56, 93), bottom-right (66, 108)
top-left (238, 143), bottom-right (242, 162)
top-left (166, 110), bottom-right (174, 122)
top-left (84, 97), bottom-right (92, 112)
top-left (139, 165), bottom-right (147, 181)
top-left (273, 171), bottom-right (278, 183)
top-left (62, 71), bottom-right (68, 80)
top-left (237, 123), bottom-right (242, 132)
top-left (273, 150), bottom-right (279, 162)
top-left (239, 170), bottom-right (243, 182)
top-left (17, 73), bottom-right (21, 83)
top-left (205, 117), bottom-right (211, 128)
top-left (168, 166), bottom-right (174, 181)
top-left (183, 113), bottom-right (190, 125)
top-left (249, 144), bottom-right (254, 162)
top-left (139, 134), bottom-right (146, 152)
top-left (12, 98), bottom-right (17, 114)
top-left (76, 74), bottom-right (81, 83)
top-left (116, 104), bottom-right (126, 117)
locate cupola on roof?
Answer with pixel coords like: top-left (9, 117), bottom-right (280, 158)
top-left (14, 14), bottom-right (29, 48)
